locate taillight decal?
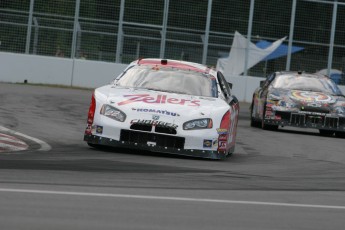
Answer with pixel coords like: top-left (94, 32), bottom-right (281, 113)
top-left (87, 92), bottom-right (96, 125)
top-left (218, 110), bottom-right (230, 152)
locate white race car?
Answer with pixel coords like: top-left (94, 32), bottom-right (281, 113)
top-left (84, 59), bottom-right (240, 159)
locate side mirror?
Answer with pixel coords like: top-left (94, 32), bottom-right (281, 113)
top-left (230, 96), bottom-right (239, 105)
top-left (260, 80), bottom-right (265, 88)
top-left (227, 82), bottom-right (233, 89)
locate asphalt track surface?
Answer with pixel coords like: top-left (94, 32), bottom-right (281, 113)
top-left (1, 83), bottom-right (345, 230)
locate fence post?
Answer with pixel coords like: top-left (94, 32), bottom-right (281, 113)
top-left (71, 0), bottom-right (80, 59)
top-left (160, 0), bottom-right (169, 59)
top-left (286, 0), bottom-right (297, 71)
top-left (116, 0), bottom-right (125, 63)
top-left (244, 0), bottom-right (255, 76)
top-left (25, 0), bottom-right (35, 54)
top-left (202, 0), bottom-right (212, 65)
top-left (327, 1), bottom-right (338, 76)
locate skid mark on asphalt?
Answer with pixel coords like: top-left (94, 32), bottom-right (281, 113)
top-left (0, 126), bottom-right (51, 153)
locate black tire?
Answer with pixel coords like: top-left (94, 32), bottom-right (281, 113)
top-left (335, 131), bottom-right (345, 138)
top-left (250, 101), bottom-right (260, 128)
top-left (87, 142), bottom-right (100, 148)
top-left (319, 129), bottom-right (334, 137)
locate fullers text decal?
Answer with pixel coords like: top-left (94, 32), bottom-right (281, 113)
top-left (118, 94), bottom-right (200, 106)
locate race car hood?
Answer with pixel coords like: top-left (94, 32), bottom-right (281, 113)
top-left (97, 86), bottom-right (229, 119)
top-left (268, 88), bottom-right (345, 115)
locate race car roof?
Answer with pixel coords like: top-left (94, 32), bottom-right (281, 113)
top-left (137, 58), bottom-right (211, 74)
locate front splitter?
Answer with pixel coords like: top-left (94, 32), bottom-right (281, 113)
top-left (84, 134), bottom-right (229, 160)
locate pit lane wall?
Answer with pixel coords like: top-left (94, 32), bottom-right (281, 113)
top-left (1, 52), bottom-right (344, 102)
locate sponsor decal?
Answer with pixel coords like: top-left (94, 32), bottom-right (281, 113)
top-left (85, 124), bottom-right (92, 134)
top-left (131, 119), bottom-right (178, 129)
top-left (147, 141), bottom-right (156, 146)
top-left (203, 139), bottom-right (213, 148)
top-left (152, 115), bottom-right (160, 120)
top-left (307, 102), bottom-right (322, 107)
top-left (118, 94), bottom-right (200, 106)
top-left (96, 126), bottom-right (103, 134)
top-left (218, 141), bottom-right (227, 150)
top-left (291, 91), bottom-right (334, 103)
top-left (132, 108), bottom-right (180, 116)
top-left (218, 134), bottom-right (227, 141)
top-left (212, 139), bottom-right (218, 147)
top-left (216, 128), bottom-right (228, 135)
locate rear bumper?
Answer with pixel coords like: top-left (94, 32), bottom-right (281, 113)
top-left (84, 134), bottom-right (231, 160)
top-left (264, 111), bottom-right (345, 131)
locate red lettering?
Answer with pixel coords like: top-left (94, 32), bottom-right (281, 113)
top-left (179, 99), bottom-right (190, 105)
top-left (143, 96), bottom-right (159, 103)
top-left (118, 94), bottom-right (149, 106)
top-left (167, 98), bottom-right (180, 104)
top-left (118, 94), bottom-right (201, 107)
top-left (190, 100), bottom-right (200, 106)
top-left (161, 95), bottom-right (167, 104)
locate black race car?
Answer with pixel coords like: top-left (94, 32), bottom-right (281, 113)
top-left (250, 71), bottom-right (345, 137)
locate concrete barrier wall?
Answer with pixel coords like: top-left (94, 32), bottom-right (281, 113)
top-left (1, 52), bottom-right (344, 102)
top-left (0, 52), bottom-right (127, 88)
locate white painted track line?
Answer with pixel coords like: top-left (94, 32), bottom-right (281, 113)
top-left (0, 133), bottom-right (28, 152)
top-left (0, 188), bottom-right (344, 210)
top-left (0, 126), bottom-right (51, 152)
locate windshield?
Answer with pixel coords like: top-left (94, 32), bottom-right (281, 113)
top-left (115, 65), bottom-right (217, 97)
top-left (271, 74), bottom-right (343, 95)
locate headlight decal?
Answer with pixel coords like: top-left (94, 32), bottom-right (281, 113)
top-left (183, 118), bottom-right (213, 130)
top-left (100, 104), bottom-right (126, 122)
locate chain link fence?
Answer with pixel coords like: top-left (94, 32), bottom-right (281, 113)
top-left (1, 0), bottom-right (344, 83)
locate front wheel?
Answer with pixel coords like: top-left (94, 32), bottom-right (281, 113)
top-left (250, 101), bottom-right (260, 128)
top-left (87, 142), bottom-right (100, 148)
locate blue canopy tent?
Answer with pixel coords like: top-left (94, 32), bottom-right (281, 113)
top-left (255, 40), bottom-right (304, 75)
top-left (255, 40), bottom-right (304, 61)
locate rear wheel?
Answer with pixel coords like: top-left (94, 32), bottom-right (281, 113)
top-left (319, 129), bottom-right (334, 137)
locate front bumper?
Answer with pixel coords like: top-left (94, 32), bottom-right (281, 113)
top-left (264, 111), bottom-right (345, 131)
top-left (84, 133), bottom-right (231, 160)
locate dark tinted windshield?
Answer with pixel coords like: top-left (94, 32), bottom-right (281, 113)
top-left (116, 65), bottom-right (217, 97)
top-left (271, 74), bottom-right (343, 95)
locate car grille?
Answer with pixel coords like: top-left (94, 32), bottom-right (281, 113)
top-left (130, 124), bottom-right (177, 134)
top-left (290, 113), bottom-right (305, 125)
top-left (120, 130), bottom-right (185, 149)
top-left (288, 112), bottom-right (341, 128)
top-left (324, 117), bottom-right (339, 128)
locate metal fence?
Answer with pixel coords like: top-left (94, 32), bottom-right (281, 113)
top-left (1, 0), bottom-right (345, 83)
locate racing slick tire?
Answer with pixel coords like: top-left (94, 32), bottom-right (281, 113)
top-left (87, 142), bottom-right (101, 148)
top-left (319, 129), bottom-right (334, 137)
top-left (335, 131), bottom-right (345, 138)
top-left (250, 116), bottom-right (260, 128)
top-left (250, 100), bottom-right (261, 128)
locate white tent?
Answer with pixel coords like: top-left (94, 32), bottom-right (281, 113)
top-left (316, 68), bottom-right (342, 76)
top-left (217, 31), bottom-right (286, 80)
